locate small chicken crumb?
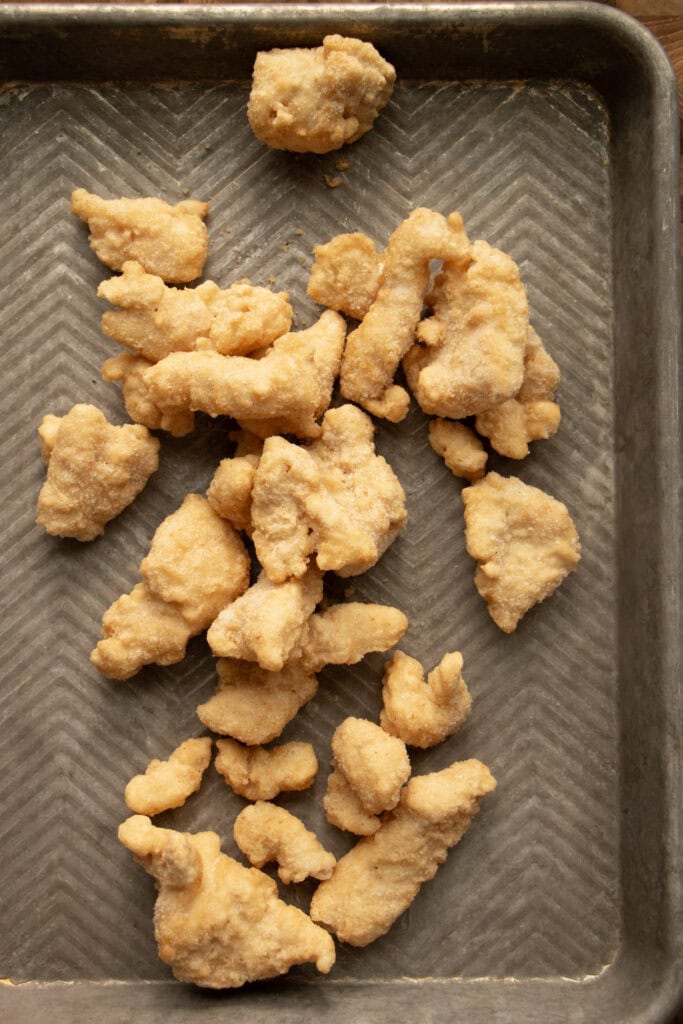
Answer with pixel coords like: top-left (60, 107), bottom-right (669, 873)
top-left (234, 801), bottom-right (336, 883)
top-left (124, 737), bottom-right (212, 816)
top-left (324, 175), bottom-right (343, 189)
top-left (215, 738), bottom-right (318, 800)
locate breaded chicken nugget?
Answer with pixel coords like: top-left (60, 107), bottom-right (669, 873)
top-left (102, 353), bottom-right (195, 437)
top-left (215, 739), bottom-right (318, 800)
top-left (197, 659), bottom-right (319, 744)
top-left (207, 567), bottom-right (323, 671)
top-left (323, 765), bottom-right (381, 836)
top-left (332, 718), bottom-right (410, 815)
top-left (119, 815), bottom-right (335, 986)
top-left (302, 603), bottom-right (408, 671)
top-left (206, 453), bottom-right (259, 533)
top-left (90, 582), bottom-right (192, 680)
top-left (404, 239), bottom-right (528, 419)
top-left (307, 232), bottom-right (383, 320)
top-left (428, 419), bottom-right (487, 482)
top-left (140, 494), bottom-right (250, 633)
top-left (462, 472), bottom-right (581, 632)
top-left (142, 310), bottom-right (345, 439)
top-left (36, 404), bottom-right (159, 541)
top-left (380, 650), bottom-right (472, 748)
top-left (310, 760), bottom-right (496, 946)
top-left (71, 189), bottom-right (209, 283)
top-left (125, 737), bottom-right (212, 816)
top-left (248, 35), bottom-right (395, 153)
top-left (475, 326), bottom-right (561, 459)
top-left (234, 802), bottom-right (336, 883)
top-left (99, 261), bottom-right (292, 362)
top-left (340, 209), bottom-right (471, 421)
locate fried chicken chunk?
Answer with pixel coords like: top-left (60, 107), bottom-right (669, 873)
top-left (196, 659), bottom-right (319, 744)
top-left (36, 404), bottom-right (159, 541)
top-left (475, 326), bottom-right (561, 458)
top-left (102, 353), bottom-right (195, 437)
top-left (99, 261), bottom-right (292, 362)
top-left (462, 472), bottom-right (581, 633)
top-left (331, 718), bottom-right (410, 815)
top-left (403, 239), bottom-right (528, 419)
top-left (340, 209), bottom-right (471, 421)
top-left (206, 454), bottom-right (259, 533)
top-left (207, 567), bottom-right (323, 671)
top-left (125, 737), bottom-right (213, 816)
top-left (307, 232), bottom-right (383, 320)
top-left (234, 802), bottom-right (336, 884)
top-left (428, 419), bottom-right (487, 482)
top-left (71, 189), bottom-right (209, 283)
top-left (380, 650), bottom-right (472, 748)
top-left (215, 739), bottom-right (318, 800)
top-left (119, 815), bottom-right (335, 986)
top-left (302, 602), bottom-right (408, 671)
top-left (142, 310), bottom-right (345, 439)
top-left (248, 35), bottom-right (395, 153)
top-left (252, 405), bottom-right (407, 582)
top-left (323, 765), bottom-right (381, 836)
top-left (310, 760), bottom-right (496, 946)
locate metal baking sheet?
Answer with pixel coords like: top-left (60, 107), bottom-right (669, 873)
top-left (0, 3), bottom-right (680, 1022)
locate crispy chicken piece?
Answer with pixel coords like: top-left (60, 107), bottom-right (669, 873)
top-left (215, 739), bottom-right (318, 801)
top-left (36, 404), bottom-right (159, 541)
top-left (340, 209), bottom-right (471, 421)
top-left (206, 453), bottom-right (259, 533)
top-left (102, 353), bottom-right (195, 437)
top-left (428, 419), bottom-right (487, 482)
top-left (125, 737), bottom-right (213, 816)
top-left (475, 326), bottom-right (561, 459)
top-left (140, 494), bottom-right (250, 633)
top-left (404, 239), bottom-right (528, 419)
top-left (207, 567), bottom-right (323, 671)
top-left (119, 815), bottom-right (335, 986)
top-left (99, 261), bottom-right (292, 362)
top-left (331, 718), bottom-right (410, 815)
top-left (197, 659), bottom-right (319, 744)
top-left (307, 232), bottom-right (383, 320)
top-left (234, 802), bottom-right (336, 883)
top-left (91, 582), bottom-right (192, 680)
top-left (142, 310), bottom-right (345, 439)
top-left (310, 759), bottom-right (496, 945)
top-left (323, 765), bottom-right (381, 836)
top-left (302, 602), bottom-right (408, 671)
top-left (380, 650), bottom-right (472, 748)
top-left (252, 405), bottom-right (407, 582)
top-left (462, 472), bottom-right (581, 633)
top-left (71, 189), bottom-right (209, 283)
top-left (248, 35), bottom-right (395, 154)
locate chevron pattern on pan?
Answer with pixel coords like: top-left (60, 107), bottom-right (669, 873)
top-left (0, 79), bottom-right (618, 983)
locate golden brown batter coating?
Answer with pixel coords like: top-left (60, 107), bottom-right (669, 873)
top-left (301, 603), bottom-right (408, 672)
top-left (234, 802), bottom-right (337, 884)
top-left (206, 454), bottom-right (259, 533)
top-left (380, 650), bottom-right (472, 748)
top-left (124, 737), bottom-right (213, 816)
top-left (307, 232), bottom-right (383, 320)
top-left (331, 718), bottom-right (410, 815)
top-left (215, 738), bottom-right (318, 800)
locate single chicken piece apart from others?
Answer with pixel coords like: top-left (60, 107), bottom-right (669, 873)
top-left (102, 353), bottom-right (196, 437)
top-left (118, 815), bottom-right (335, 987)
top-left (71, 189), bottom-right (209, 283)
top-left (207, 567), bottom-right (323, 671)
top-left (331, 718), bottom-right (410, 815)
top-left (196, 659), bottom-right (319, 744)
top-left (234, 802), bottom-right (337, 884)
top-left (301, 602), bottom-right (408, 671)
top-left (475, 326), bottom-right (561, 459)
top-left (310, 759), bottom-right (496, 946)
top-left (125, 737), bottom-right (213, 816)
top-left (252, 404), bottom-right (407, 582)
top-left (206, 454), bottom-right (259, 533)
top-left (380, 650), bottom-right (472, 748)
top-left (403, 239), bottom-right (528, 420)
top-left (248, 35), bottom-right (395, 154)
top-left (340, 209), bottom-right (471, 421)
top-left (428, 419), bottom-right (487, 482)
top-left (36, 404), bottom-right (159, 542)
top-left (462, 472), bottom-right (581, 633)
top-left (142, 310), bottom-right (346, 439)
top-left (323, 765), bottom-right (381, 836)
top-left (99, 261), bottom-right (292, 362)
top-left (307, 232), bottom-right (383, 320)
top-left (215, 738), bottom-right (318, 801)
